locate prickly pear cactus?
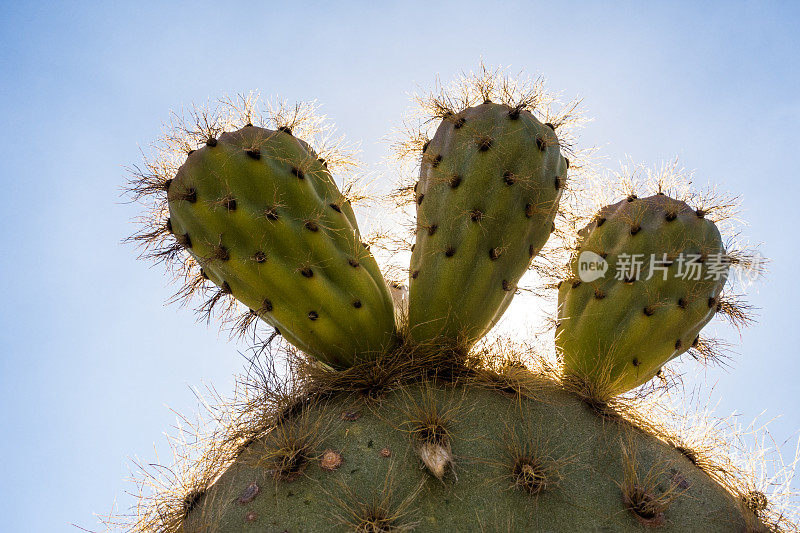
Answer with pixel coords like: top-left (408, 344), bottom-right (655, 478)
top-left (167, 125), bottom-right (396, 367)
top-left (556, 194), bottom-right (728, 395)
top-left (183, 379), bottom-right (757, 532)
top-left (122, 74), bottom-right (788, 533)
top-left (408, 102), bottom-right (567, 347)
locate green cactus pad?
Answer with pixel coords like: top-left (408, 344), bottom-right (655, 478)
top-left (167, 126), bottom-right (396, 367)
top-left (408, 103), bottom-right (567, 347)
top-left (183, 380), bottom-right (756, 532)
top-left (556, 194), bottom-right (729, 395)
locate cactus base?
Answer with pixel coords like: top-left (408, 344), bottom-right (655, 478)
top-left (184, 363), bottom-right (759, 532)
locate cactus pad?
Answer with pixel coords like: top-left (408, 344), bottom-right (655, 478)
top-left (556, 194), bottom-right (729, 395)
top-left (408, 103), bottom-right (567, 347)
top-left (182, 378), bottom-right (757, 532)
top-left (167, 125), bottom-right (396, 367)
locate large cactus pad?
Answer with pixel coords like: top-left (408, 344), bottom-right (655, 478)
top-left (183, 379), bottom-right (758, 532)
top-left (167, 126), bottom-right (396, 367)
top-left (409, 103), bottom-right (567, 347)
top-left (557, 194), bottom-right (729, 394)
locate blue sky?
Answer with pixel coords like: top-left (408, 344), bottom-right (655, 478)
top-left (1, 2), bottom-right (798, 531)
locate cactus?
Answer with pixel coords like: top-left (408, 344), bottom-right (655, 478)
top-left (164, 124), bottom-right (397, 368)
top-left (556, 193), bottom-right (729, 395)
top-left (179, 373), bottom-right (762, 533)
top-left (408, 102), bottom-right (567, 347)
top-left (118, 71), bottom-right (792, 533)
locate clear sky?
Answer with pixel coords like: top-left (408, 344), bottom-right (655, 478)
top-left (1, 2), bottom-right (798, 531)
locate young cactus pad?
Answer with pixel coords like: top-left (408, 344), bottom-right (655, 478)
top-left (408, 103), bottom-right (567, 347)
top-left (181, 377), bottom-right (758, 532)
top-left (166, 125), bottom-right (396, 367)
top-left (556, 194), bottom-right (729, 395)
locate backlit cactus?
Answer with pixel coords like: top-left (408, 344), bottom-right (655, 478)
top-left (556, 193), bottom-right (729, 395)
top-left (119, 69), bottom-right (787, 533)
top-left (166, 125), bottom-right (397, 368)
top-left (408, 102), bottom-right (567, 347)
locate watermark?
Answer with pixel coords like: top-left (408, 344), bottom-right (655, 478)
top-left (576, 251), bottom-right (765, 284)
top-left (577, 251), bottom-right (608, 282)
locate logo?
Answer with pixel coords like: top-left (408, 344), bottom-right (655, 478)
top-left (578, 251), bottom-right (608, 282)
